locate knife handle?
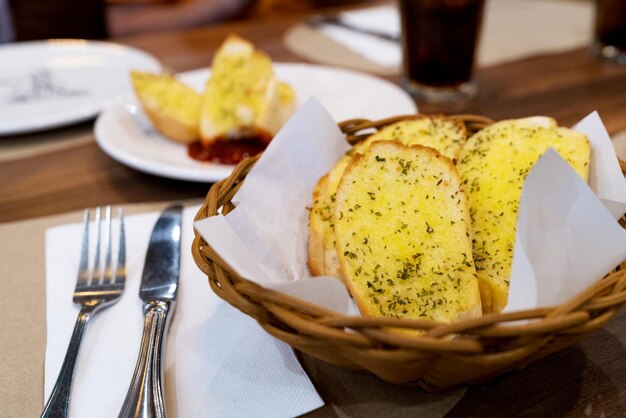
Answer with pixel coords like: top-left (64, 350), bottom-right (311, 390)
top-left (119, 300), bottom-right (174, 418)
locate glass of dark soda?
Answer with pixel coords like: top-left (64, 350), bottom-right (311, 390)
top-left (593, 0), bottom-right (626, 64)
top-left (399, 0), bottom-right (485, 103)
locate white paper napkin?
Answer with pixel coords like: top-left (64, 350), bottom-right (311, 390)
top-left (44, 206), bottom-right (323, 418)
top-left (318, 7), bottom-right (401, 68)
top-left (317, 1), bottom-right (593, 69)
top-left (575, 113), bottom-right (626, 219)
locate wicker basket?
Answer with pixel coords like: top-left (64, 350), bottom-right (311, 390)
top-left (191, 114), bottom-right (626, 391)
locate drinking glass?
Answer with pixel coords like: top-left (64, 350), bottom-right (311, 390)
top-left (398, 0), bottom-right (485, 104)
top-left (593, 0), bottom-right (626, 64)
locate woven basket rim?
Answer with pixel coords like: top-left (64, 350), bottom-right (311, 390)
top-left (191, 113), bottom-right (626, 388)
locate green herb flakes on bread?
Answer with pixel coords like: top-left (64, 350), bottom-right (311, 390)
top-left (457, 116), bottom-right (591, 314)
top-left (309, 115), bottom-right (592, 323)
top-left (308, 117), bottom-right (468, 282)
top-left (130, 71), bottom-right (201, 144)
top-left (200, 35), bottom-right (294, 145)
top-left (333, 141), bottom-right (482, 323)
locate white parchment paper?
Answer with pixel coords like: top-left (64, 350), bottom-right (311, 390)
top-left (194, 99), bottom-right (626, 315)
top-left (574, 112), bottom-right (626, 219)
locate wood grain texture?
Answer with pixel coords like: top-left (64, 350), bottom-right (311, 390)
top-left (0, 143), bottom-right (208, 222)
top-left (3, 46), bottom-right (625, 223)
top-left (1, 8), bottom-right (626, 417)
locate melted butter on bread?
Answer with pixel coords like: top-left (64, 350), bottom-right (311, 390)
top-left (308, 117), bottom-right (467, 280)
top-left (277, 81), bottom-right (296, 122)
top-left (130, 71), bottom-right (201, 144)
top-left (366, 117), bottom-right (466, 162)
top-left (457, 117), bottom-right (591, 314)
top-left (333, 141), bottom-right (482, 324)
top-left (200, 35), bottom-right (293, 145)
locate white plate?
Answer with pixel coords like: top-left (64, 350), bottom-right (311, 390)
top-left (0, 40), bottom-right (161, 135)
top-left (95, 63), bottom-right (417, 183)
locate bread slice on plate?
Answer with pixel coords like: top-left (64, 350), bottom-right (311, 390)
top-left (277, 81), bottom-right (297, 126)
top-left (457, 116), bottom-right (591, 314)
top-left (308, 116), bottom-right (467, 281)
top-left (333, 141), bottom-right (482, 324)
top-left (130, 71), bottom-right (201, 144)
top-left (200, 35), bottom-right (285, 145)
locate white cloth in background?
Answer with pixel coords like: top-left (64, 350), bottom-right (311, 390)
top-left (318, 0), bottom-right (594, 68)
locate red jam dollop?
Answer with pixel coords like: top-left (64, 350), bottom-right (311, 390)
top-left (188, 130), bottom-right (272, 165)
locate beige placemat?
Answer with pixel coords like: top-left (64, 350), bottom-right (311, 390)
top-left (0, 200), bottom-right (197, 417)
top-left (285, 0), bottom-right (594, 74)
top-left (285, 23), bottom-right (397, 76)
top-left (0, 121), bottom-right (94, 163)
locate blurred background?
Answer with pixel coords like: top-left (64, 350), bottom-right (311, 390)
top-left (1, 0), bottom-right (381, 42)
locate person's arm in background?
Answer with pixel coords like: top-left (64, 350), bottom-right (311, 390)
top-left (107, 0), bottom-right (255, 37)
top-left (0, 0), bottom-right (15, 42)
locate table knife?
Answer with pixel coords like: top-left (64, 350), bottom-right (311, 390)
top-left (119, 205), bottom-right (182, 418)
top-left (308, 15), bottom-right (400, 43)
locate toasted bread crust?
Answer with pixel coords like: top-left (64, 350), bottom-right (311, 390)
top-left (130, 71), bottom-right (201, 144)
top-left (308, 116), bottom-right (468, 282)
top-left (366, 116), bottom-right (467, 162)
top-left (142, 108), bottom-right (199, 144)
top-left (308, 174), bottom-right (329, 277)
top-left (333, 141), bottom-right (482, 324)
top-left (200, 35), bottom-right (285, 145)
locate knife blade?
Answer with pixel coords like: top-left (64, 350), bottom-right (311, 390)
top-left (119, 205), bottom-right (183, 418)
top-left (308, 14), bottom-right (400, 43)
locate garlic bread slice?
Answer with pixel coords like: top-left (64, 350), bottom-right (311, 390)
top-left (334, 141), bottom-right (481, 323)
top-left (309, 116), bottom-right (467, 280)
top-left (457, 117), bottom-right (591, 313)
top-left (130, 71), bottom-right (201, 144)
top-left (200, 35), bottom-right (282, 145)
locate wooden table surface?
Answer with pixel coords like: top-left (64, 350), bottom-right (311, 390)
top-left (2, 6), bottom-right (626, 418)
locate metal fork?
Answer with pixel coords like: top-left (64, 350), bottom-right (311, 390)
top-left (41, 206), bottom-right (126, 418)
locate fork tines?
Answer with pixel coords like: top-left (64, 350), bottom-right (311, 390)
top-left (76, 206), bottom-right (126, 290)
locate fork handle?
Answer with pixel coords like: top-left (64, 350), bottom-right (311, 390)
top-left (119, 300), bottom-right (174, 418)
top-left (41, 303), bottom-right (98, 418)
